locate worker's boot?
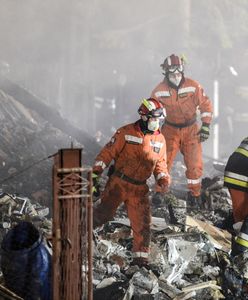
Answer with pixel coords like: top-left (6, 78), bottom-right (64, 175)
top-left (215, 210), bottom-right (235, 234)
top-left (187, 192), bottom-right (202, 211)
top-left (231, 216), bottom-right (248, 257)
top-left (131, 257), bottom-right (149, 268)
top-left (152, 192), bottom-right (165, 206)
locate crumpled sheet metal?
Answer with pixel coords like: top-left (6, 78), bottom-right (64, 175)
top-left (92, 168), bottom-right (247, 299)
top-left (167, 239), bottom-right (199, 265)
top-left (96, 239), bottom-right (132, 263)
top-left (0, 192), bottom-right (51, 242)
top-left (123, 269), bottom-right (159, 300)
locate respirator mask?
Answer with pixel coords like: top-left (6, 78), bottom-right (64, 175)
top-left (147, 117), bottom-right (160, 131)
top-left (168, 71), bottom-right (183, 87)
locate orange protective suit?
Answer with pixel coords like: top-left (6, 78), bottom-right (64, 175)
top-left (151, 77), bottom-right (213, 196)
top-left (93, 120), bottom-right (170, 260)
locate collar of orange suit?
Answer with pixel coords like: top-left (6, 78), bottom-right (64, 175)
top-left (135, 120), bottom-right (160, 135)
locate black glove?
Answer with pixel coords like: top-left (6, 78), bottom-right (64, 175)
top-left (198, 123), bottom-right (210, 142)
top-left (92, 172), bottom-right (100, 197)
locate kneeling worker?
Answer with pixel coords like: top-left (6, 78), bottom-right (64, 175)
top-left (92, 98), bottom-right (170, 267)
top-left (224, 137), bottom-right (248, 256)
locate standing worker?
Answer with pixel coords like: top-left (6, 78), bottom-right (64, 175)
top-left (224, 137), bottom-right (248, 256)
top-left (151, 54), bottom-right (213, 208)
top-left (92, 98), bottom-right (170, 267)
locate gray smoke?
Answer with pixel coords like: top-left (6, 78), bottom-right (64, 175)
top-left (0, 0), bottom-right (248, 159)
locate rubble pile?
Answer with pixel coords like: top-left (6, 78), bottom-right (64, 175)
top-left (0, 84), bottom-right (100, 207)
top-left (0, 76), bottom-right (246, 299)
top-left (92, 163), bottom-right (248, 300)
top-left (0, 192), bottom-right (52, 244)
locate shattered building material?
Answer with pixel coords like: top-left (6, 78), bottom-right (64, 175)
top-left (0, 82), bottom-right (100, 208)
top-left (90, 156), bottom-right (248, 299)
top-left (185, 216), bottom-right (232, 252)
top-left (0, 192), bottom-right (51, 245)
top-left (123, 269), bottom-right (159, 299)
top-left (0, 75), bottom-right (99, 159)
top-left (0, 77), bottom-right (247, 299)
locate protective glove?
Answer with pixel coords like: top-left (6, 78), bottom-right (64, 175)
top-left (92, 172), bottom-right (101, 197)
top-left (198, 123), bottom-right (210, 142)
top-left (157, 174), bottom-right (171, 193)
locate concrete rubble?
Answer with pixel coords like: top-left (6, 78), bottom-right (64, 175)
top-left (0, 82), bottom-right (247, 298)
top-left (92, 166), bottom-right (248, 300)
top-left (0, 81), bottom-right (100, 209)
top-left (0, 191), bottom-right (52, 299)
top-left (0, 192), bottom-right (52, 244)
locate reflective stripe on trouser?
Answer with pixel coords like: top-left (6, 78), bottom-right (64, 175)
top-left (187, 177), bottom-right (202, 197)
top-left (234, 217), bottom-right (248, 254)
top-left (93, 176), bottom-right (151, 254)
top-left (132, 252), bottom-right (149, 258)
top-left (224, 171), bottom-right (248, 189)
top-left (160, 123), bottom-right (203, 196)
top-left (229, 188), bottom-right (248, 223)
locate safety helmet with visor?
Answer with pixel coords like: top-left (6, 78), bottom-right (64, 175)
top-left (161, 54), bottom-right (184, 73)
top-left (138, 98), bottom-right (165, 132)
top-left (161, 54), bottom-right (184, 87)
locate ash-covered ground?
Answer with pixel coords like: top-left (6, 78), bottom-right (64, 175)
top-left (92, 161), bottom-right (248, 300)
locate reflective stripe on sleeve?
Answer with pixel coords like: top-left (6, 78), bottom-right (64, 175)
top-left (94, 161), bottom-right (106, 169)
top-left (201, 112), bottom-right (212, 118)
top-left (155, 91), bottom-right (170, 98)
top-left (132, 252), bottom-right (149, 258)
top-left (157, 172), bottom-right (167, 180)
top-left (187, 178), bottom-right (201, 185)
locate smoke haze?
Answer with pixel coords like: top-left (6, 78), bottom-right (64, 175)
top-left (0, 0), bottom-right (248, 159)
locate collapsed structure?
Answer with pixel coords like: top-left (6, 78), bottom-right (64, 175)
top-left (0, 75), bottom-right (100, 208)
top-left (92, 172), bottom-right (248, 300)
top-left (0, 77), bottom-right (247, 299)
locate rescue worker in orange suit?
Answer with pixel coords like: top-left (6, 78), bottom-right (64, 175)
top-left (224, 137), bottom-right (248, 256)
top-left (151, 54), bottom-right (213, 208)
top-left (92, 98), bottom-right (170, 267)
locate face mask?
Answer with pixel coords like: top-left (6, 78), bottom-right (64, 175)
top-left (168, 72), bottom-right (182, 87)
top-left (159, 117), bottom-right (165, 128)
top-left (148, 118), bottom-right (160, 131)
